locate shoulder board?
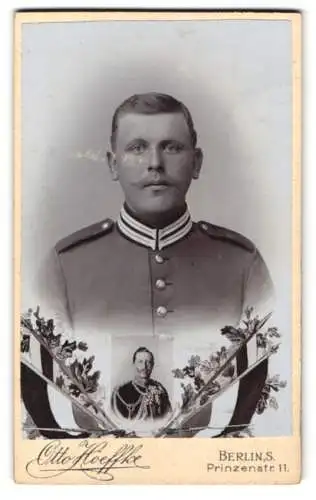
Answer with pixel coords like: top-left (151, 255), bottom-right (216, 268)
top-left (56, 218), bottom-right (114, 254)
top-left (198, 221), bottom-right (255, 253)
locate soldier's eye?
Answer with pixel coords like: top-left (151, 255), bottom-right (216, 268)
top-left (163, 142), bottom-right (184, 154)
top-left (127, 141), bottom-right (147, 154)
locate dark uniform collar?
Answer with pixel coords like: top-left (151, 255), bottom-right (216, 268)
top-left (117, 204), bottom-right (193, 250)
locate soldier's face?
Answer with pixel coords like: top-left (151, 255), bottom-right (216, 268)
top-left (108, 112), bottom-right (203, 218)
top-left (134, 352), bottom-right (154, 380)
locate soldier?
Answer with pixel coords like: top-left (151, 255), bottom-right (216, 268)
top-left (111, 347), bottom-right (171, 421)
top-left (22, 92), bottom-right (274, 438)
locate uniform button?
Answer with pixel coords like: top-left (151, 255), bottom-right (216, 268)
top-left (156, 306), bottom-right (168, 318)
top-left (155, 254), bottom-right (164, 264)
top-left (101, 221), bottom-right (109, 230)
top-left (155, 279), bottom-right (166, 290)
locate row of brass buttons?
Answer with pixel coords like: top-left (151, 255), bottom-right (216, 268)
top-left (154, 254), bottom-right (168, 318)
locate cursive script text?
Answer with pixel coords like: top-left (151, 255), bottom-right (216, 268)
top-left (26, 439), bottom-right (150, 481)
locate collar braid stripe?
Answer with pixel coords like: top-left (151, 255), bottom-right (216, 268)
top-left (118, 207), bottom-right (192, 250)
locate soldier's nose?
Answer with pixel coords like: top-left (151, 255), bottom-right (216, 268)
top-left (148, 147), bottom-right (163, 171)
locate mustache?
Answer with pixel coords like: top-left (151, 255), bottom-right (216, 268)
top-left (137, 368), bottom-right (151, 373)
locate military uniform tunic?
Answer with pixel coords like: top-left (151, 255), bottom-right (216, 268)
top-left (111, 379), bottom-right (172, 421)
top-left (43, 206), bottom-right (273, 340)
top-left (22, 206), bottom-right (274, 438)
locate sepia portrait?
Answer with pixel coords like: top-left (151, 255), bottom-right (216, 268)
top-left (15, 11), bottom-right (301, 484)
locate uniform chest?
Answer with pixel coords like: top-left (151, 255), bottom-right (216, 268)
top-left (61, 230), bottom-right (248, 338)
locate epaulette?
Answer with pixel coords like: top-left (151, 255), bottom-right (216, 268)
top-left (56, 218), bottom-right (114, 254)
top-left (198, 221), bottom-right (255, 253)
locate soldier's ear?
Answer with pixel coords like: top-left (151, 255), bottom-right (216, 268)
top-left (192, 148), bottom-right (203, 180)
top-left (107, 151), bottom-right (119, 181)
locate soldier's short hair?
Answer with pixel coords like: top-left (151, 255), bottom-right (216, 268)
top-left (132, 346), bottom-right (155, 365)
top-left (111, 92), bottom-right (197, 149)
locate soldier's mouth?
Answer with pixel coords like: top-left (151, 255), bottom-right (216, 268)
top-left (145, 184), bottom-right (170, 191)
top-left (143, 177), bottom-right (170, 187)
top-left (144, 181), bottom-right (171, 191)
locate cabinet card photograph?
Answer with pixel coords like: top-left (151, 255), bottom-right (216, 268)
top-left (14, 10), bottom-right (301, 484)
